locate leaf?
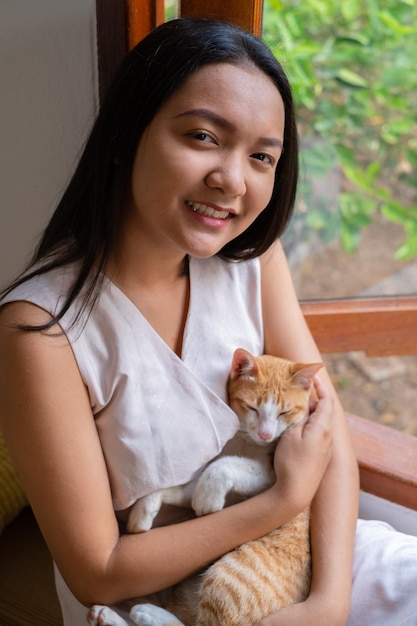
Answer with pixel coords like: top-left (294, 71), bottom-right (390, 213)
top-left (394, 235), bottom-right (417, 260)
top-left (378, 10), bottom-right (415, 35)
top-left (334, 144), bottom-right (356, 168)
top-left (342, 166), bottom-right (372, 192)
top-left (340, 0), bottom-right (361, 22)
top-left (305, 207), bottom-right (342, 243)
top-left (335, 34), bottom-right (369, 46)
top-left (339, 193), bottom-right (375, 226)
top-left (381, 202), bottom-right (415, 223)
top-left (407, 149), bottom-right (417, 169)
top-left (366, 162), bottom-right (381, 182)
top-left (341, 224), bottom-right (361, 253)
top-left (335, 68), bottom-right (368, 88)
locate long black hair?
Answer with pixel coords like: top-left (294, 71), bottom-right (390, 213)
top-left (1, 17), bottom-right (299, 329)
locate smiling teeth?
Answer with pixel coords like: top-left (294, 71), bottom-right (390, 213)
top-left (187, 201), bottom-right (230, 220)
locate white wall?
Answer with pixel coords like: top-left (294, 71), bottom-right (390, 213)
top-left (0, 0), bottom-right (98, 288)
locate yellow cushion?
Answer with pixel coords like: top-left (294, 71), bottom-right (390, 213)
top-left (0, 433), bottom-right (28, 532)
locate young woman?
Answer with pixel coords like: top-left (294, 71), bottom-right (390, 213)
top-left (1, 18), bottom-right (416, 626)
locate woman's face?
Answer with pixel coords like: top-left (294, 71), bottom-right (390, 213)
top-left (126, 62), bottom-right (285, 261)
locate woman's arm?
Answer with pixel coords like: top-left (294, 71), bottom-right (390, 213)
top-left (259, 241), bottom-right (359, 625)
top-left (0, 300), bottom-right (333, 608)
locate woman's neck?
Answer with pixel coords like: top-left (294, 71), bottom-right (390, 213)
top-left (106, 224), bottom-right (188, 292)
top-left (105, 247), bottom-right (191, 356)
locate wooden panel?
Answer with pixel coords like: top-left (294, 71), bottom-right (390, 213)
top-left (96, 0), bottom-right (165, 99)
top-left (126, 0), bottom-right (165, 50)
top-left (301, 296), bottom-right (417, 356)
top-left (96, 0), bottom-right (127, 101)
top-left (348, 414), bottom-right (417, 511)
top-left (180, 0), bottom-right (263, 36)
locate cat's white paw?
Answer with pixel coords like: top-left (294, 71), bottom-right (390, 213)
top-left (130, 603), bottom-right (183, 626)
top-left (191, 467), bottom-right (229, 516)
top-left (127, 492), bottom-right (163, 533)
top-left (88, 605), bottom-right (129, 626)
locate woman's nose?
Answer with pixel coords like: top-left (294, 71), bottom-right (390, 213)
top-left (205, 154), bottom-right (247, 197)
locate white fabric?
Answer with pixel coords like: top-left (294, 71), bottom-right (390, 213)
top-left (348, 519), bottom-right (417, 625)
top-left (54, 565), bottom-right (99, 626)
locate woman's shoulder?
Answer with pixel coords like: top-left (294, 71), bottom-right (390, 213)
top-left (0, 299), bottom-right (54, 328)
top-left (0, 262), bottom-right (80, 317)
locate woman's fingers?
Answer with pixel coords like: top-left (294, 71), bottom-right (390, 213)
top-left (304, 375), bottom-right (334, 437)
top-left (271, 376), bottom-right (334, 511)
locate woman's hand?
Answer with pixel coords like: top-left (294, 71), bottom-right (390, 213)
top-left (270, 376), bottom-right (334, 515)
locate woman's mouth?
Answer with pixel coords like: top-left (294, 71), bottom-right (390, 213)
top-left (185, 201), bottom-right (232, 220)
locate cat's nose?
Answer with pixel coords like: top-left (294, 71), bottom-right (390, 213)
top-left (258, 430), bottom-right (273, 442)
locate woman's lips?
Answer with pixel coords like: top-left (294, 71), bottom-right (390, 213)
top-left (185, 201), bottom-right (234, 220)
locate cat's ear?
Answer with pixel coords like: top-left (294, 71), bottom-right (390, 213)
top-left (291, 362), bottom-right (323, 390)
top-left (230, 348), bottom-right (259, 380)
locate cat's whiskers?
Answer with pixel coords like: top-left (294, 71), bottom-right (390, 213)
top-left (234, 427), bottom-right (251, 443)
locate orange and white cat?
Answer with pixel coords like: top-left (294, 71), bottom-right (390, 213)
top-left (89, 349), bottom-right (322, 626)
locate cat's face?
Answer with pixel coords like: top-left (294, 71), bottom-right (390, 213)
top-left (228, 349), bottom-right (323, 446)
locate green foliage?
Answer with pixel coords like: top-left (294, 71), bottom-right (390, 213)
top-left (264, 0), bottom-right (417, 259)
top-left (165, 0), bottom-right (178, 21)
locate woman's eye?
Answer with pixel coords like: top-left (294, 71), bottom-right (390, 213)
top-left (251, 152), bottom-right (274, 165)
top-left (189, 131), bottom-right (215, 143)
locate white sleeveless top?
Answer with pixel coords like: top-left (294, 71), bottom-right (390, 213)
top-left (2, 255), bottom-right (264, 511)
top-left (2, 255), bottom-right (264, 623)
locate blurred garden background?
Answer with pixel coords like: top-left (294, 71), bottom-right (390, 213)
top-left (263, 0), bottom-right (417, 275)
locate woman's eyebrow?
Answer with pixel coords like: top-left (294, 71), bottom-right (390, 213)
top-left (176, 108), bottom-right (283, 149)
top-left (176, 108), bottom-right (235, 131)
top-left (258, 136), bottom-right (283, 149)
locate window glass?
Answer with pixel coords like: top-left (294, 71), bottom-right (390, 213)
top-left (262, 0), bottom-right (417, 301)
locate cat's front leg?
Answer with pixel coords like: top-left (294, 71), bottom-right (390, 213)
top-left (127, 491), bottom-right (164, 533)
top-left (128, 482), bottom-right (195, 533)
top-left (192, 456), bottom-right (274, 516)
top-left (130, 603), bottom-right (184, 626)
